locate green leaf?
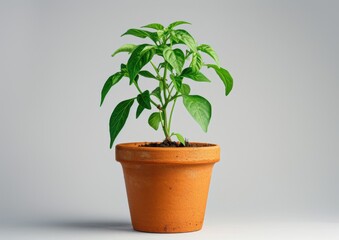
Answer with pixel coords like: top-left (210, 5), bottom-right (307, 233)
top-left (142, 23), bottom-right (164, 30)
top-left (136, 104), bottom-right (144, 118)
top-left (137, 90), bottom-right (151, 110)
top-left (109, 98), bottom-right (134, 148)
top-left (206, 64), bottom-right (233, 96)
top-left (148, 112), bottom-right (161, 130)
top-left (139, 70), bottom-right (157, 79)
top-left (170, 74), bottom-right (183, 91)
top-left (183, 95), bottom-right (211, 132)
top-left (168, 21), bottom-right (191, 29)
top-left (163, 47), bottom-right (185, 74)
top-left (172, 29), bottom-right (197, 52)
top-left (111, 44), bottom-right (136, 57)
top-left (173, 133), bottom-right (185, 146)
top-left (120, 63), bottom-right (127, 73)
top-left (173, 49), bottom-right (185, 73)
top-left (151, 87), bottom-right (162, 100)
top-left (197, 44), bottom-right (220, 67)
top-left (155, 46), bottom-right (164, 56)
top-left (121, 29), bottom-right (158, 43)
top-left (181, 84), bottom-right (191, 95)
top-left (140, 45), bottom-right (156, 54)
top-left (181, 68), bottom-right (211, 82)
top-left (190, 52), bottom-right (202, 72)
top-left (100, 72), bottom-right (124, 106)
top-left (127, 44), bottom-right (155, 83)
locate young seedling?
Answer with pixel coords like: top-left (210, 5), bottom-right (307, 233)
top-left (101, 21), bottom-right (233, 148)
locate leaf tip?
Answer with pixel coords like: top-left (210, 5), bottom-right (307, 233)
top-left (226, 88), bottom-right (232, 96)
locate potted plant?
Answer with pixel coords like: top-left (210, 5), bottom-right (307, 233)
top-left (101, 21), bottom-right (233, 233)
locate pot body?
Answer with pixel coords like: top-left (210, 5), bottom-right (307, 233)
top-left (116, 142), bottom-right (220, 233)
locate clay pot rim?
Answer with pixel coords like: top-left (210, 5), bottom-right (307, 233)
top-left (116, 142), bottom-right (220, 165)
top-left (116, 142), bottom-right (219, 150)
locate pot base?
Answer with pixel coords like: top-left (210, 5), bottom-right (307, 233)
top-left (133, 224), bottom-right (202, 233)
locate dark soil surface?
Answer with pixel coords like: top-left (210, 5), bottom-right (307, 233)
top-left (140, 139), bottom-right (214, 148)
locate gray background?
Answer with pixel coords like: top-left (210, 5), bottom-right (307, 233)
top-left (0, 0), bottom-right (338, 239)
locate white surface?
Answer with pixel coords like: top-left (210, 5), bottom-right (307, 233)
top-left (1, 218), bottom-right (339, 240)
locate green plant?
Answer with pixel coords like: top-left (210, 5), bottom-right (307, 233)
top-left (101, 21), bottom-right (233, 148)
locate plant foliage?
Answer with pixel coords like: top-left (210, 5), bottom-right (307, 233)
top-left (101, 21), bottom-right (234, 148)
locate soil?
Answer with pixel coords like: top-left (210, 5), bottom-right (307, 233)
top-left (140, 139), bottom-right (214, 148)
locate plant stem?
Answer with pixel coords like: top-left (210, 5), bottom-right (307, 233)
top-left (162, 65), bottom-right (171, 140)
top-left (134, 79), bottom-right (167, 138)
top-left (158, 109), bottom-right (167, 137)
top-left (162, 109), bottom-right (170, 140)
top-left (168, 96), bottom-right (177, 134)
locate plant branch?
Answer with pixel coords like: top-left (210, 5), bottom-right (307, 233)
top-left (168, 84), bottom-right (175, 96)
top-left (169, 94), bottom-right (182, 102)
top-left (150, 61), bottom-right (161, 79)
top-left (162, 65), bottom-right (168, 102)
top-left (163, 94), bottom-right (182, 109)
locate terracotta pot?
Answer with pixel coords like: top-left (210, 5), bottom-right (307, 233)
top-left (115, 142), bottom-right (220, 233)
